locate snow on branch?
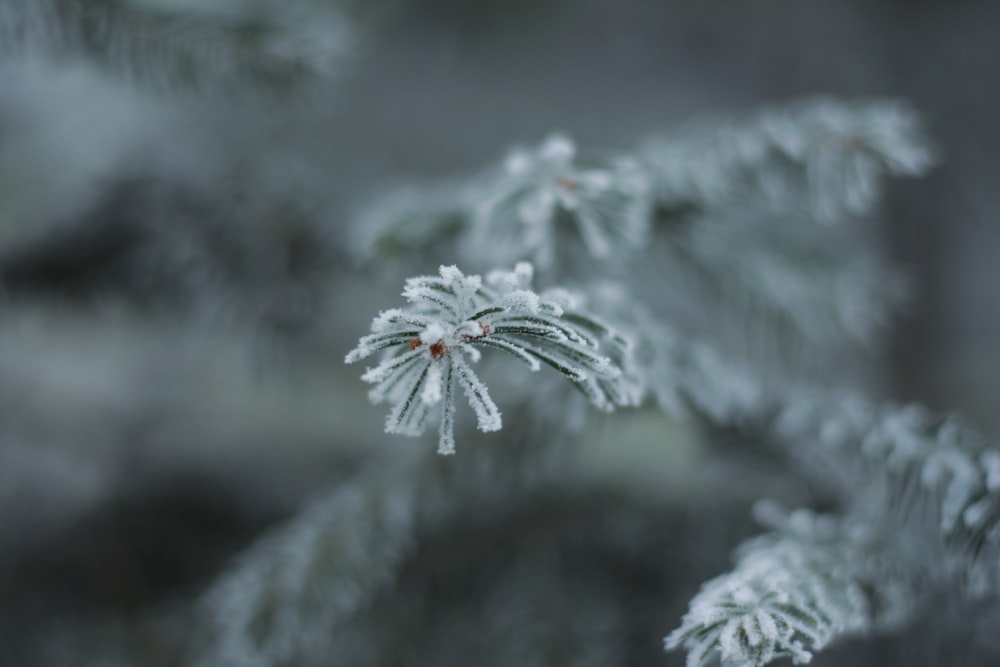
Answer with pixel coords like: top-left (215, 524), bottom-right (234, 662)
top-left (350, 133), bottom-right (652, 272)
top-left (776, 394), bottom-right (1000, 595)
top-left (465, 133), bottom-right (652, 269)
top-left (665, 502), bottom-right (912, 667)
top-left (568, 284), bottom-right (770, 423)
top-left (645, 323), bottom-right (767, 423)
top-left (345, 263), bottom-right (637, 454)
top-left (640, 97), bottom-right (935, 222)
top-left (348, 99), bottom-right (928, 361)
top-left (668, 392), bottom-right (1000, 667)
top-left (0, 0), bottom-right (358, 91)
top-left (349, 99), bottom-right (933, 333)
top-left (665, 388), bottom-right (1000, 667)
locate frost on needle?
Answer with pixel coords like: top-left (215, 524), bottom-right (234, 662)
top-left (345, 263), bottom-right (633, 454)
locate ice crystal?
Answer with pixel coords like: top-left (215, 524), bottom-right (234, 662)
top-left (346, 263), bottom-right (631, 454)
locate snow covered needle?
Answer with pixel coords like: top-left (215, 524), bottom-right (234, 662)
top-left (468, 133), bottom-right (651, 268)
top-left (346, 263), bottom-right (627, 454)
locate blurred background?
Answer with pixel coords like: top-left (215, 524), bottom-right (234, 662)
top-left (0, 0), bottom-right (998, 665)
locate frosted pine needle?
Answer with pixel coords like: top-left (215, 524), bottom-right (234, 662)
top-left (346, 263), bottom-right (632, 454)
top-left (665, 502), bottom-right (911, 667)
top-left (466, 133), bottom-right (652, 269)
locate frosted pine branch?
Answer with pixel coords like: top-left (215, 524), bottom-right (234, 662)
top-left (348, 100), bottom-right (923, 363)
top-left (530, 285), bottom-right (647, 413)
top-left (345, 263), bottom-right (634, 454)
top-left (646, 324), bottom-right (767, 422)
top-left (553, 284), bottom-right (770, 422)
top-left (465, 133), bottom-right (652, 269)
top-left (349, 99), bottom-right (930, 321)
top-left (350, 133), bottom-right (652, 272)
top-left (776, 394), bottom-right (1000, 595)
top-left (666, 502), bottom-right (912, 667)
top-left (641, 97), bottom-right (935, 222)
top-left (668, 393), bottom-right (1000, 667)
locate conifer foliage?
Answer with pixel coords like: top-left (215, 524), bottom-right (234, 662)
top-left (4, 3), bottom-right (998, 666)
top-left (345, 262), bottom-right (634, 454)
top-left (339, 93), bottom-right (1000, 667)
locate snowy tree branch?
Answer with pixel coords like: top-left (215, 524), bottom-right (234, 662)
top-left (346, 263), bottom-right (636, 454)
top-left (666, 502), bottom-right (912, 667)
top-left (641, 97), bottom-right (935, 222)
top-left (668, 394), bottom-right (1000, 667)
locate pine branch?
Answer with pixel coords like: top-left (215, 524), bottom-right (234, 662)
top-left (776, 394), bottom-right (1000, 594)
top-left (570, 284), bottom-right (770, 422)
top-left (640, 97), bottom-right (935, 222)
top-left (668, 393), bottom-right (1000, 667)
top-left (464, 134), bottom-right (652, 270)
top-left (348, 133), bottom-right (653, 274)
top-left (348, 99), bottom-right (932, 272)
top-left (346, 263), bottom-right (636, 454)
top-left (665, 502), bottom-right (913, 667)
top-left (637, 100), bottom-right (929, 359)
top-left (347, 99), bottom-right (927, 360)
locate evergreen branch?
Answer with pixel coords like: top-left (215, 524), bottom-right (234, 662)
top-left (570, 285), bottom-right (771, 421)
top-left (640, 96), bottom-right (935, 222)
top-left (347, 134), bottom-right (653, 273)
top-left (345, 263), bottom-right (636, 453)
top-left (775, 393), bottom-right (1000, 594)
top-left (464, 134), bottom-right (652, 269)
top-left (669, 392), bottom-right (1000, 667)
top-left (666, 502), bottom-right (912, 667)
top-left (348, 98), bottom-right (931, 292)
